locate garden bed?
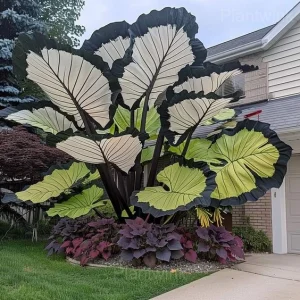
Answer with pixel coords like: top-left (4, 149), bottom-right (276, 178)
top-left (67, 255), bottom-right (235, 273)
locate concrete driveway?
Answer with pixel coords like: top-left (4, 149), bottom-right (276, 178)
top-left (152, 254), bottom-right (300, 300)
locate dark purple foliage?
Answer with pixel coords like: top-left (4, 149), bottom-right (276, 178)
top-left (196, 225), bottom-right (245, 264)
top-left (46, 217), bottom-right (121, 266)
top-left (118, 217), bottom-right (183, 267)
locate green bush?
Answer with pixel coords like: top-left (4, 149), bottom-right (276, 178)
top-left (233, 225), bottom-right (272, 253)
top-left (0, 221), bottom-right (27, 239)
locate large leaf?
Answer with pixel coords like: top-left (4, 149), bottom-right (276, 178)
top-left (113, 102), bottom-right (160, 139)
top-left (131, 163), bottom-right (215, 217)
top-left (57, 134), bottom-right (142, 173)
top-left (13, 32), bottom-right (117, 129)
top-left (174, 67), bottom-right (242, 95)
top-left (47, 185), bottom-right (105, 218)
top-left (160, 92), bottom-right (232, 145)
top-left (6, 107), bottom-right (77, 134)
top-left (113, 7), bottom-right (207, 109)
top-left (16, 162), bottom-right (95, 203)
top-left (82, 21), bottom-right (130, 69)
top-left (141, 145), bottom-right (164, 164)
top-left (206, 120), bottom-right (292, 206)
top-left (168, 138), bottom-right (213, 161)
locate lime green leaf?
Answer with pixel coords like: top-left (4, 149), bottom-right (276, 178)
top-left (121, 206), bottom-right (135, 218)
top-left (208, 120), bottom-right (292, 205)
top-left (168, 138), bottom-right (213, 162)
top-left (222, 120), bottom-right (237, 129)
top-left (141, 145), bottom-right (164, 164)
top-left (212, 108), bottom-right (236, 122)
top-left (83, 169), bottom-right (101, 185)
top-left (131, 163), bottom-right (214, 217)
top-left (16, 162), bottom-right (93, 203)
top-left (6, 107), bottom-right (77, 134)
top-left (114, 103), bottom-right (160, 139)
top-left (47, 185), bottom-right (105, 218)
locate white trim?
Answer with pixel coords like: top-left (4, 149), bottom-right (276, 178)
top-left (207, 2), bottom-right (300, 64)
top-left (271, 178), bottom-right (288, 254)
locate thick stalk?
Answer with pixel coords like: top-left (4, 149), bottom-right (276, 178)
top-left (97, 165), bottom-right (133, 220)
top-left (130, 110), bottom-right (135, 129)
top-left (181, 129), bottom-right (194, 158)
top-left (147, 131), bottom-right (165, 187)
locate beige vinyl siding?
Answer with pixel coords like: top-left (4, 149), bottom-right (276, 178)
top-left (235, 52), bottom-right (268, 105)
top-left (263, 21), bottom-right (300, 99)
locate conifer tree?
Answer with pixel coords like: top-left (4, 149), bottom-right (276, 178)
top-left (0, 0), bottom-right (47, 107)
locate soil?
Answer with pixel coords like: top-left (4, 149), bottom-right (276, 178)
top-left (67, 254), bottom-right (238, 273)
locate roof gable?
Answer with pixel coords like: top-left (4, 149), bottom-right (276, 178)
top-left (207, 2), bottom-right (300, 64)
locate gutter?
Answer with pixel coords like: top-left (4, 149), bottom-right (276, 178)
top-left (206, 40), bottom-right (263, 64)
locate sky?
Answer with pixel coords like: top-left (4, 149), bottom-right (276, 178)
top-left (78, 0), bottom-right (300, 49)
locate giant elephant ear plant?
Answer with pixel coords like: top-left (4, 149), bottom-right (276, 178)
top-left (7, 7), bottom-right (292, 224)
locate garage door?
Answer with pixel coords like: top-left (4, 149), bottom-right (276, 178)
top-left (286, 155), bottom-right (300, 254)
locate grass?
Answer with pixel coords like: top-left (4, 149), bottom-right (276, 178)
top-left (0, 240), bottom-right (206, 300)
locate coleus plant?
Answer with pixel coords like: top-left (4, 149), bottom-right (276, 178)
top-left (6, 7), bottom-right (292, 222)
top-left (46, 217), bottom-right (121, 265)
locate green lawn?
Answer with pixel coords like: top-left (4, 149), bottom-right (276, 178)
top-left (0, 240), bottom-right (205, 300)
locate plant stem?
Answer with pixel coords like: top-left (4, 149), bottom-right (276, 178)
top-left (147, 131), bottom-right (165, 187)
top-left (181, 129), bottom-right (193, 158)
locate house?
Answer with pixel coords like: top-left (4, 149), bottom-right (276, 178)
top-left (206, 2), bottom-right (300, 254)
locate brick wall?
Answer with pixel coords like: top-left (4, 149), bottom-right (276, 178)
top-left (232, 191), bottom-right (272, 240)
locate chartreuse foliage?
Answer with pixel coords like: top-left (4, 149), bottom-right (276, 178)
top-left (47, 185), bottom-right (107, 218)
top-left (7, 7), bottom-right (292, 222)
top-left (16, 162), bottom-right (98, 203)
top-left (132, 163), bottom-right (214, 217)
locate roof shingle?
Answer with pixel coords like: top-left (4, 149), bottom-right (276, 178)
top-left (207, 24), bottom-right (276, 57)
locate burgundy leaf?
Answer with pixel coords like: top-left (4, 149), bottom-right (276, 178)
top-left (218, 257), bottom-right (227, 264)
top-left (74, 247), bottom-right (83, 258)
top-left (234, 236), bottom-right (244, 248)
top-left (79, 240), bottom-right (92, 251)
top-left (230, 245), bottom-right (245, 259)
top-left (102, 250), bottom-right (111, 261)
top-left (216, 247), bottom-right (228, 260)
top-left (80, 255), bottom-right (89, 266)
top-left (183, 240), bottom-right (193, 249)
top-left (89, 249), bottom-right (100, 259)
top-left (184, 249), bottom-right (197, 263)
top-left (97, 241), bottom-right (111, 253)
top-left (66, 247), bottom-right (74, 255)
top-left (72, 237), bottom-right (84, 249)
top-left (61, 240), bottom-right (71, 248)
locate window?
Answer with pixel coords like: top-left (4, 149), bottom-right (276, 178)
top-left (216, 73), bottom-right (245, 98)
